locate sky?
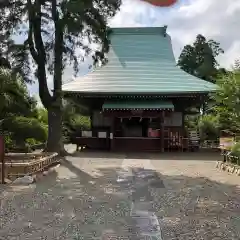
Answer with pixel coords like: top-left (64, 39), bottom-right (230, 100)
top-left (28, 0), bottom-right (240, 99)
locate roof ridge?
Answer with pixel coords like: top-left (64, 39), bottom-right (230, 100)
top-left (111, 26), bottom-right (168, 36)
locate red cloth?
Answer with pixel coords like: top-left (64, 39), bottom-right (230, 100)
top-left (148, 128), bottom-right (160, 137)
top-left (141, 0), bottom-right (177, 6)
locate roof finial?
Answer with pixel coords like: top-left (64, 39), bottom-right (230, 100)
top-left (163, 25), bottom-right (167, 37)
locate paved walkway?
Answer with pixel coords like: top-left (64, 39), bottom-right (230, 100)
top-left (0, 151), bottom-right (240, 239)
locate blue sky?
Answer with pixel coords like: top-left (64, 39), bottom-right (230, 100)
top-left (26, 0), bottom-right (240, 100)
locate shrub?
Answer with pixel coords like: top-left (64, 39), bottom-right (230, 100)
top-left (25, 138), bottom-right (42, 145)
top-left (198, 115), bottom-right (219, 141)
top-left (2, 116), bottom-right (47, 143)
top-left (231, 142), bottom-right (240, 163)
top-left (63, 114), bottom-right (90, 140)
top-left (69, 115), bottom-right (90, 131)
top-left (4, 133), bottom-right (16, 152)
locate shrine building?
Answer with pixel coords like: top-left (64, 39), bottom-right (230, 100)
top-left (62, 27), bottom-right (216, 152)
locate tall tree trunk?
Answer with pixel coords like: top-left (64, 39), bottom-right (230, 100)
top-left (45, 0), bottom-right (65, 155)
top-left (28, 0), bottom-right (66, 155)
top-left (45, 104), bottom-right (65, 155)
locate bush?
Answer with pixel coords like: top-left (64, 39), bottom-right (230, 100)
top-left (25, 137), bottom-right (43, 146)
top-left (185, 115), bottom-right (199, 131)
top-left (4, 133), bottom-right (16, 152)
top-left (2, 116), bottom-right (47, 143)
top-left (63, 114), bottom-right (90, 140)
top-left (231, 141), bottom-right (240, 159)
top-left (69, 115), bottom-right (90, 130)
top-left (198, 115), bottom-right (219, 141)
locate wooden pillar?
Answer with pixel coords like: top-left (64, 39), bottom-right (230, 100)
top-left (160, 111), bottom-right (165, 152)
top-left (0, 135), bottom-right (5, 184)
top-left (90, 111), bottom-right (93, 129)
top-left (182, 111), bottom-right (186, 151)
top-left (110, 117), bottom-right (115, 151)
top-left (182, 111), bottom-right (185, 130)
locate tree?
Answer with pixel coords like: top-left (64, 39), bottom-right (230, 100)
top-left (0, 54), bottom-right (11, 69)
top-left (178, 34), bottom-right (224, 83)
top-left (0, 66), bottom-right (46, 152)
top-left (2, 116), bottom-right (47, 145)
top-left (0, 68), bottom-right (36, 119)
top-left (62, 100), bottom-right (90, 142)
top-left (213, 70), bottom-right (240, 133)
top-left (0, 0), bottom-right (121, 154)
top-left (233, 59), bottom-right (240, 70)
top-left (37, 107), bottom-right (48, 125)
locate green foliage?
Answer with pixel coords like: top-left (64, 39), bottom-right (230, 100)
top-left (178, 35), bottom-right (240, 142)
top-left (62, 101), bottom-right (90, 141)
top-left (0, 0), bottom-right (121, 152)
top-left (0, 66), bottom-right (46, 152)
top-left (198, 115), bottom-right (219, 141)
top-left (0, 68), bottom-right (20, 113)
top-left (184, 115), bottom-right (199, 131)
top-left (233, 59), bottom-right (240, 70)
top-left (0, 68), bottom-right (37, 118)
top-left (178, 34), bottom-right (224, 83)
top-left (2, 116), bottom-right (47, 143)
top-left (37, 107), bottom-right (48, 124)
top-left (4, 133), bottom-right (15, 152)
top-left (231, 142), bottom-right (240, 156)
top-left (25, 138), bottom-right (42, 146)
top-left (230, 142), bottom-right (240, 164)
top-left (69, 115), bottom-right (90, 131)
top-left (0, 0), bottom-right (121, 106)
top-left (213, 71), bottom-right (240, 133)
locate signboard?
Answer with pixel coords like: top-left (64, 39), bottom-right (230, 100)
top-left (93, 111), bottom-right (111, 127)
top-left (219, 137), bottom-right (235, 150)
top-left (164, 112), bottom-right (182, 126)
top-left (141, 0), bottom-right (177, 6)
top-left (131, 110), bottom-right (143, 116)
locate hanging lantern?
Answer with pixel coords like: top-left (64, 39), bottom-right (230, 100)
top-left (141, 0), bottom-right (177, 6)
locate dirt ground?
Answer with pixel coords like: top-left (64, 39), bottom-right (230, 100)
top-left (0, 151), bottom-right (239, 239)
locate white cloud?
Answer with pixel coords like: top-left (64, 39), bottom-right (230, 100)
top-left (30, 0), bottom-right (240, 98)
top-left (219, 41), bottom-right (240, 68)
top-left (109, 0), bottom-right (240, 68)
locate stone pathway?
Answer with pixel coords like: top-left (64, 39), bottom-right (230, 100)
top-left (0, 152), bottom-right (240, 239)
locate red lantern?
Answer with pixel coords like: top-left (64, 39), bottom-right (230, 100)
top-left (141, 0), bottom-right (177, 6)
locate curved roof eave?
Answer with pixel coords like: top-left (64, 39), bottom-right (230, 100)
top-left (62, 27), bottom-right (218, 95)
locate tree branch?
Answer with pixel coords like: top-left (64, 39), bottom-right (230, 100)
top-left (27, 25), bottom-right (39, 63)
top-left (28, 0), bottom-right (52, 108)
top-left (32, 0), bottom-right (46, 64)
top-left (52, 0), bottom-right (64, 100)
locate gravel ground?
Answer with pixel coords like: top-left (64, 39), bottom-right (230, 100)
top-left (0, 151), bottom-right (240, 239)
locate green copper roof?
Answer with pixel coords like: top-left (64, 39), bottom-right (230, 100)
top-left (62, 27), bottom-right (217, 94)
top-left (102, 100), bottom-right (174, 110)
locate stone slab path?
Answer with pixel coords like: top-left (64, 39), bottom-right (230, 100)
top-left (0, 151), bottom-right (240, 239)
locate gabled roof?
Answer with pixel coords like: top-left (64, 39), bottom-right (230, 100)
top-left (62, 27), bottom-right (217, 95)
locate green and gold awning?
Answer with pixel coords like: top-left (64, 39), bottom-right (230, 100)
top-left (102, 100), bottom-right (174, 111)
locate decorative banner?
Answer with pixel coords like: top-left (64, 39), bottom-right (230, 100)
top-left (141, 0), bottom-right (177, 6)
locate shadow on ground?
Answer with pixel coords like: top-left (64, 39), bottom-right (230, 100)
top-left (0, 156), bottom-right (239, 240)
top-left (69, 149), bottom-right (222, 161)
